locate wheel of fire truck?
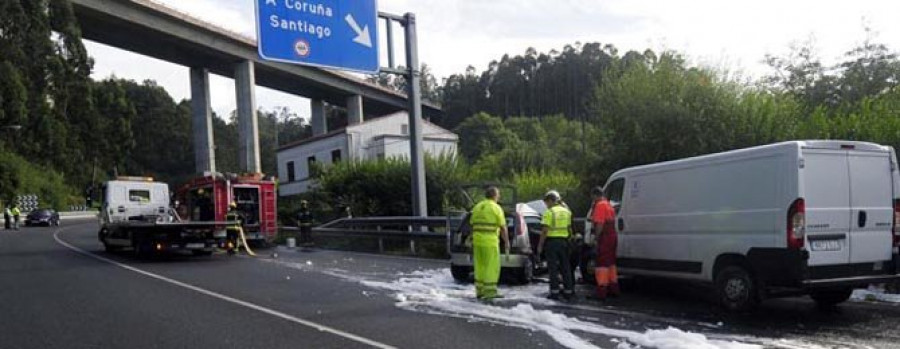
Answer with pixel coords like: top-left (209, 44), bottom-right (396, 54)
top-left (451, 265), bottom-right (472, 283)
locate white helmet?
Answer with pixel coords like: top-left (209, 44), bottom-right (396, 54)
top-left (544, 190), bottom-right (561, 202)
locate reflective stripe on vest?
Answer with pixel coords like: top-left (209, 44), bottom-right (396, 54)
top-left (472, 223), bottom-right (499, 234)
top-left (546, 206), bottom-right (571, 238)
top-left (470, 200), bottom-right (502, 234)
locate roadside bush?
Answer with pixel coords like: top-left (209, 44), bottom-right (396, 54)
top-left (513, 169), bottom-right (589, 215)
top-left (311, 154), bottom-right (471, 217)
top-left (0, 148), bottom-right (76, 210)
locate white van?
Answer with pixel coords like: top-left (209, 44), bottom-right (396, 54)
top-left (605, 140), bottom-right (900, 310)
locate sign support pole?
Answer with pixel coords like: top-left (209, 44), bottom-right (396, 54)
top-left (403, 13), bottom-right (427, 217)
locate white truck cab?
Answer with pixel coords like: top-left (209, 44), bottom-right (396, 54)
top-left (606, 140), bottom-right (900, 310)
top-left (100, 177), bottom-right (170, 224)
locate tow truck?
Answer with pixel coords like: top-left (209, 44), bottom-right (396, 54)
top-left (175, 172), bottom-right (278, 244)
top-left (97, 176), bottom-right (224, 256)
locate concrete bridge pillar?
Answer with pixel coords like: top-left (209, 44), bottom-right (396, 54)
top-left (190, 67), bottom-right (216, 174)
top-left (311, 99), bottom-right (327, 136)
top-left (235, 60), bottom-right (261, 174)
top-left (347, 95), bottom-right (363, 125)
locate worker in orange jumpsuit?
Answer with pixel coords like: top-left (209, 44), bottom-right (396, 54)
top-left (591, 186), bottom-right (619, 299)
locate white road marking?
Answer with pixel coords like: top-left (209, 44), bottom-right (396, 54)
top-left (53, 226), bottom-right (395, 349)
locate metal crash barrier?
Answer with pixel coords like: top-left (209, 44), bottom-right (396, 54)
top-left (280, 216), bottom-right (587, 258)
top-left (282, 217), bottom-right (449, 255)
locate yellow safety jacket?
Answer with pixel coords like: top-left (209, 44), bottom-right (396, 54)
top-left (469, 199), bottom-right (505, 245)
top-left (542, 205), bottom-right (572, 238)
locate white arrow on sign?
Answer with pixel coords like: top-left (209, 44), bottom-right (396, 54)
top-left (344, 14), bottom-right (372, 48)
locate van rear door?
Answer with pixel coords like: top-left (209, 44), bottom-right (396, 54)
top-left (847, 150), bottom-right (894, 264)
top-left (802, 149), bottom-right (851, 266)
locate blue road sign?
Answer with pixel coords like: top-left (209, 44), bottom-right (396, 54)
top-left (255, 0), bottom-right (379, 73)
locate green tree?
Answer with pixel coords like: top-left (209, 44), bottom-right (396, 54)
top-left (453, 112), bottom-right (519, 161)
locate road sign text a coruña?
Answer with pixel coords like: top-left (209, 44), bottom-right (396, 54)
top-left (256, 0), bottom-right (379, 73)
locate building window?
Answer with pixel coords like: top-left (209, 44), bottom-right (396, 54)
top-left (401, 124), bottom-right (409, 135)
top-left (331, 149), bottom-right (342, 163)
top-left (307, 156), bottom-right (317, 177)
top-left (286, 161), bottom-right (295, 182)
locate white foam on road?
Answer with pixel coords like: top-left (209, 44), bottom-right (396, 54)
top-left (360, 269), bottom-right (758, 349)
top-left (264, 258), bottom-right (827, 349)
top-left (851, 285), bottom-right (900, 303)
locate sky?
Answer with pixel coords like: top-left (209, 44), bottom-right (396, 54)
top-left (85, 0), bottom-right (900, 120)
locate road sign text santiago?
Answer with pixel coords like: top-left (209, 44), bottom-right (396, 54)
top-left (256, 0), bottom-right (379, 73)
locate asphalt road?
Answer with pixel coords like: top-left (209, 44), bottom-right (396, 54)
top-left (2, 221), bottom-right (900, 348)
top-left (0, 221), bottom-right (561, 349)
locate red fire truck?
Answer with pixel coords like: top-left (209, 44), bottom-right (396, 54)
top-left (175, 172), bottom-right (278, 243)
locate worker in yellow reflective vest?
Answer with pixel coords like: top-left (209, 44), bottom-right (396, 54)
top-left (538, 190), bottom-right (575, 301)
top-left (470, 186), bottom-right (510, 300)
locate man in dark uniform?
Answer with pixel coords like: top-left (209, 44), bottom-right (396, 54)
top-left (225, 201), bottom-right (244, 255)
top-left (296, 200), bottom-right (313, 247)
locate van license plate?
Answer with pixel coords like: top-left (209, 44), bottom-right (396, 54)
top-left (185, 243), bottom-right (204, 249)
top-left (811, 240), bottom-right (842, 251)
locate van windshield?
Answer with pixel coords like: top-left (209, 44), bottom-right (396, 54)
top-left (129, 190), bottom-right (151, 203)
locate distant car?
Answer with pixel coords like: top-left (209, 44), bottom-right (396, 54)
top-left (25, 209), bottom-right (60, 227)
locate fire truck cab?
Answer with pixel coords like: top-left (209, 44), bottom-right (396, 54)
top-left (176, 172), bottom-right (278, 243)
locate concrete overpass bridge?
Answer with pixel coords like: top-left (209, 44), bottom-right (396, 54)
top-left (70, 0), bottom-right (441, 174)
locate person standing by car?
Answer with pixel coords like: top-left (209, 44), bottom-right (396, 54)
top-left (296, 200), bottom-right (313, 247)
top-left (11, 204), bottom-right (21, 230)
top-left (591, 186), bottom-right (620, 300)
top-left (470, 186), bottom-right (509, 301)
top-left (538, 190), bottom-right (575, 301)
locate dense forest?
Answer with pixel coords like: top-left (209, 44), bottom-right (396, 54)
top-left (350, 30), bottom-right (900, 215)
top-left (0, 1), bottom-right (311, 207)
top-left (3, 0), bottom-right (900, 216)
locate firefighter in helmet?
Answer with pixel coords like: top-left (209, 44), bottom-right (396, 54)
top-left (225, 201), bottom-right (244, 255)
top-left (296, 200), bottom-right (313, 247)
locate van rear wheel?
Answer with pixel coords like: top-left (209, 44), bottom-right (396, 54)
top-left (715, 266), bottom-right (759, 312)
top-left (810, 288), bottom-right (852, 308)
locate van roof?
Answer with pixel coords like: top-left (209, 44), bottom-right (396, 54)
top-left (608, 140), bottom-right (891, 179)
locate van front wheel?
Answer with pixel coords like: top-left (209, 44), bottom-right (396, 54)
top-left (715, 266), bottom-right (759, 312)
top-left (810, 288), bottom-right (852, 308)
